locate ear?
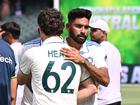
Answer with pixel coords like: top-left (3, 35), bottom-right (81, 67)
top-left (38, 27), bottom-right (44, 35)
top-left (66, 23), bottom-right (70, 29)
top-left (38, 27), bottom-right (41, 34)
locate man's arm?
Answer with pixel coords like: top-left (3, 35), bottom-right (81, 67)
top-left (77, 78), bottom-right (98, 104)
top-left (17, 70), bottom-right (30, 85)
top-left (11, 77), bottom-right (17, 105)
top-left (60, 47), bottom-right (109, 86)
top-left (82, 59), bottom-right (109, 86)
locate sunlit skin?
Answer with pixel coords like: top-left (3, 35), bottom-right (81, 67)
top-left (66, 17), bottom-right (89, 50)
top-left (90, 28), bottom-right (106, 43)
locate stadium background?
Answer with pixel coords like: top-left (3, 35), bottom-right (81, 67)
top-left (0, 0), bottom-right (140, 105)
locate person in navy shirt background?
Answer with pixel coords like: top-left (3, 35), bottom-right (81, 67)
top-left (0, 29), bottom-right (17, 105)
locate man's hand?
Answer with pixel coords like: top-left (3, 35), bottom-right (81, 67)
top-left (60, 47), bottom-right (86, 64)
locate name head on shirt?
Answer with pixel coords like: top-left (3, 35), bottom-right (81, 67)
top-left (48, 50), bottom-right (64, 58)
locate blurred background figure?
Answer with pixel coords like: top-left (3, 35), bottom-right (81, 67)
top-left (1, 21), bottom-right (23, 105)
top-left (0, 0), bottom-right (53, 42)
top-left (1, 21), bottom-right (22, 70)
top-left (89, 19), bottom-right (122, 105)
top-left (14, 0), bottom-right (23, 16)
top-left (0, 28), bottom-right (17, 105)
top-left (0, 0), bottom-right (10, 19)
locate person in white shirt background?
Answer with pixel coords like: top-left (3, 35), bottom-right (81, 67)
top-left (1, 21), bottom-right (24, 105)
top-left (89, 19), bottom-right (122, 105)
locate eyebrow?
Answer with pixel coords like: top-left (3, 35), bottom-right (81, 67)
top-left (74, 24), bottom-right (89, 28)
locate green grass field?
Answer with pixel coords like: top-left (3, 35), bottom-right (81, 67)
top-left (121, 84), bottom-right (140, 105)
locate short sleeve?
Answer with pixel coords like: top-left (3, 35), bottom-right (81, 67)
top-left (20, 49), bottom-right (33, 75)
top-left (11, 57), bottom-right (17, 78)
top-left (80, 65), bottom-right (90, 82)
top-left (92, 46), bottom-right (108, 68)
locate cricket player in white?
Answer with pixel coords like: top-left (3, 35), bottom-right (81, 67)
top-left (90, 19), bottom-right (122, 105)
top-left (62, 40), bottom-right (108, 105)
top-left (20, 37), bottom-right (93, 105)
top-left (17, 8), bottom-right (97, 105)
top-left (60, 8), bottom-right (109, 105)
top-left (20, 38), bottom-right (42, 105)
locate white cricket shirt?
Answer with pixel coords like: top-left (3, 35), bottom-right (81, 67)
top-left (78, 41), bottom-right (107, 105)
top-left (20, 36), bottom-right (90, 105)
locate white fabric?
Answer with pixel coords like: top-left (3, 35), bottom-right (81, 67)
top-left (21, 85), bottom-right (33, 105)
top-left (21, 38), bottom-right (41, 105)
top-left (97, 41), bottom-right (122, 105)
top-left (10, 42), bottom-right (24, 105)
top-left (10, 42), bottom-right (22, 73)
top-left (78, 41), bottom-right (107, 105)
top-left (89, 19), bottom-right (110, 33)
top-left (20, 36), bottom-right (90, 105)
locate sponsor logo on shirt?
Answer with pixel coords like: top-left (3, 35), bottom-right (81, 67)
top-left (0, 54), bottom-right (13, 64)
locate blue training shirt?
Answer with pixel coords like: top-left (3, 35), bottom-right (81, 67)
top-left (0, 39), bottom-right (16, 105)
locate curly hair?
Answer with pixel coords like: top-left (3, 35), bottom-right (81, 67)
top-left (37, 8), bottom-right (64, 36)
top-left (68, 8), bottom-right (92, 22)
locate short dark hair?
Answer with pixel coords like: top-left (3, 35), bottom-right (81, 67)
top-left (68, 8), bottom-right (92, 22)
top-left (1, 21), bottom-right (21, 39)
top-left (37, 8), bottom-right (64, 36)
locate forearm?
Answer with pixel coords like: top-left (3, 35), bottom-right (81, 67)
top-left (60, 47), bottom-right (109, 86)
top-left (82, 58), bottom-right (109, 86)
top-left (11, 98), bottom-right (16, 105)
top-left (77, 85), bottom-right (97, 104)
top-left (11, 78), bottom-right (17, 105)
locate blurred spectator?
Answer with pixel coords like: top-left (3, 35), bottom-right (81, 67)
top-left (0, 27), bottom-right (17, 105)
top-left (89, 19), bottom-right (122, 105)
top-left (1, 21), bottom-right (24, 105)
top-left (0, 0), bottom-right (24, 18)
top-left (1, 0), bottom-right (10, 17)
top-left (14, 0), bottom-right (23, 16)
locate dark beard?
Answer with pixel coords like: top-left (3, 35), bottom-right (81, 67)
top-left (70, 32), bottom-right (87, 45)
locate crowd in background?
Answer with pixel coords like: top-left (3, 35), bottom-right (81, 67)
top-left (0, 0), bottom-right (53, 20)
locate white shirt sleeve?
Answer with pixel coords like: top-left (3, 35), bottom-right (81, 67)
top-left (92, 46), bottom-right (108, 68)
top-left (20, 49), bottom-right (33, 75)
top-left (80, 65), bottom-right (91, 82)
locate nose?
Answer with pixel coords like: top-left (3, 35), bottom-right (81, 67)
top-left (81, 26), bottom-right (87, 33)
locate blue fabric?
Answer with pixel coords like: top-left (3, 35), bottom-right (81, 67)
top-left (23, 37), bottom-right (42, 46)
top-left (0, 39), bottom-right (16, 105)
top-left (86, 41), bottom-right (101, 47)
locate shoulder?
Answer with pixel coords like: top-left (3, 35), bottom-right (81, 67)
top-left (22, 37), bottom-right (42, 53)
top-left (101, 41), bottom-right (120, 52)
top-left (25, 46), bottom-right (39, 54)
top-left (84, 41), bottom-right (104, 51)
top-left (22, 47), bottom-right (39, 61)
top-left (0, 39), bottom-right (14, 55)
top-left (85, 41), bottom-right (101, 47)
top-left (23, 37), bottom-right (42, 46)
top-left (101, 41), bottom-right (113, 47)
